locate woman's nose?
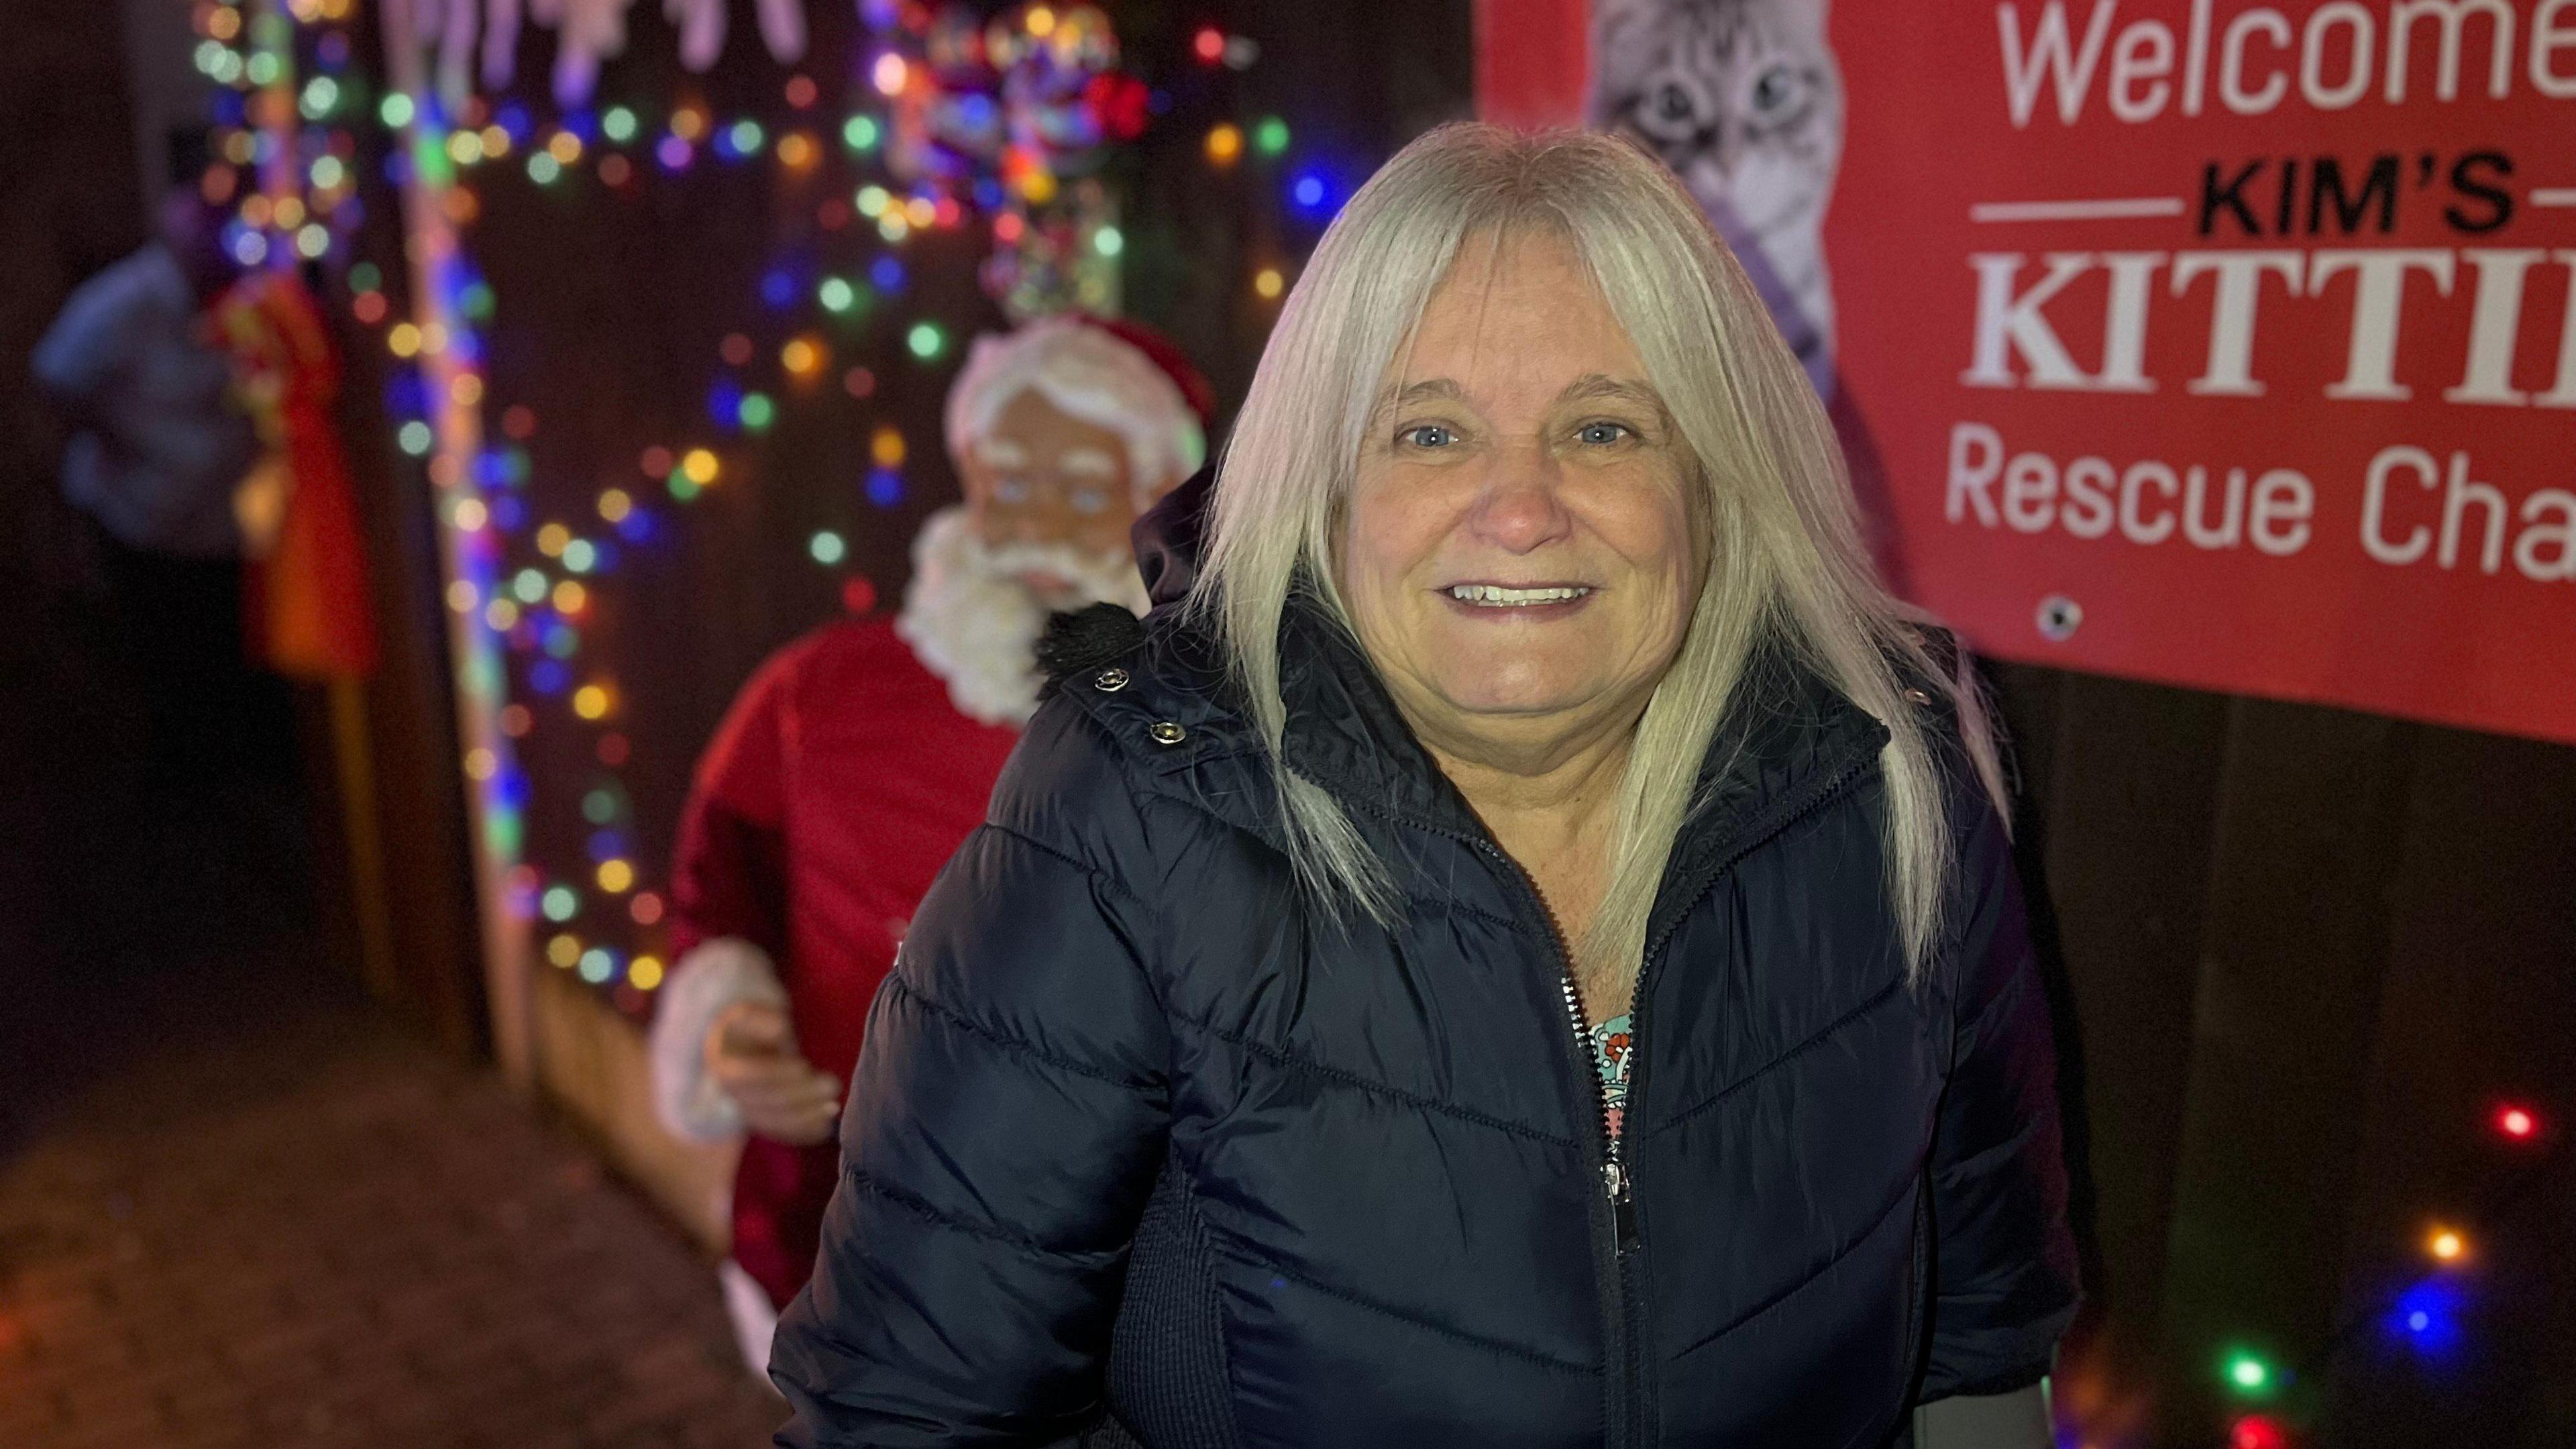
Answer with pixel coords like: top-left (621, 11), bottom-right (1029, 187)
top-left (1468, 455), bottom-right (1574, 553)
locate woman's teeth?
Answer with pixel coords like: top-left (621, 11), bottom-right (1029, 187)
top-left (1447, 584), bottom-right (1589, 606)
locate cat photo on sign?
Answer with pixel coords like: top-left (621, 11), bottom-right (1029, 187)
top-left (1589, 0), bottom-right (1844, 399)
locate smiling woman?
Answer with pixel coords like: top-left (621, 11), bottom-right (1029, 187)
top-left (772, 125), bottom-right (2078, 1449)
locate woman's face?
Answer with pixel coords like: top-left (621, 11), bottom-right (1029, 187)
top-left (1342, 232), bottom-right (1701, 764)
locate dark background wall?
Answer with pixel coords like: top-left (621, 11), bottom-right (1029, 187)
top-left (1998, 663), bottom-right (2576, 1446)
top-left (0, 0), bottom-right (158, 1113)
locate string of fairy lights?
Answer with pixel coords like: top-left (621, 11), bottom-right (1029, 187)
top-left (339, 3), bottom-right (1324, 1017)
top-left (2200, 1098), bottom-right (2563, 1449)
top-left (191, 0), bottom-right (371, 270)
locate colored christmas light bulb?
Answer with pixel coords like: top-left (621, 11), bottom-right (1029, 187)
top-left (2230, 1414), bottom-right (2287, 1449)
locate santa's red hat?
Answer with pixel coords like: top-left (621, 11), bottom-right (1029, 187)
top-left (1080, 315), bottom-right (1216, 432)
top-left (944, 314), bottom-right (1214, 508)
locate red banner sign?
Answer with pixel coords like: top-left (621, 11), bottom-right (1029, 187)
top-left (1481, 0), bottom-right (2576, 745)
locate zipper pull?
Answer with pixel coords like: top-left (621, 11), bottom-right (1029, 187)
top-left (1606, 1160), bottom-right (1639, 1252)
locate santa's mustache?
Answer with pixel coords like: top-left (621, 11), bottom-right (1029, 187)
top-left (959, 535), bottom-right (1146, 614)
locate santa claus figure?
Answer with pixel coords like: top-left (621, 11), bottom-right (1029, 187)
top-left (649, 314), bottom-right (1211, 1373)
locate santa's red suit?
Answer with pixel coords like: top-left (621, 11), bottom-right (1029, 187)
top-left (658, 607), bottom-right (1020, 1312)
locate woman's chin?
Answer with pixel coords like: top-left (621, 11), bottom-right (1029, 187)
top-left (1423, 669), bottom-right (1604, 722)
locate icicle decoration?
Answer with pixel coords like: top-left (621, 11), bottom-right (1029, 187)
top-left (425, 0), bottom-right (809, 106)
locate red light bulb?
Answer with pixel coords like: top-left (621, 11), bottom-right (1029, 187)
top-left (2231, 1414), bottom-right (2288, 1449)
top-left (1192, 27), bottom-right (1226, 63)
top-left (2496, 1105), bottom-right (2537, 1140)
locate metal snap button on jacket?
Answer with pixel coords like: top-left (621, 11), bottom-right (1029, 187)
top-left (1094, 667), bottom-right (1131, 692)
top-left (1148, 720), bottom-right (1186, 745)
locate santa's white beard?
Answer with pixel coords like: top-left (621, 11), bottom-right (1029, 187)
top-left (894, 506), bottom-right (1149, 728)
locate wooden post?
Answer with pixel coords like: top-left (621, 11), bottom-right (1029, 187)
top-left (327, 676), bottom-right (399, 1001)
top-left (372, 0), bottom-right (535, 1089)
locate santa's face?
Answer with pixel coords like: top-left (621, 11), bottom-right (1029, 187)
top-left (959, 388), bottom-right (1142, 588)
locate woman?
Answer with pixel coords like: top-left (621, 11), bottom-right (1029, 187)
top-left (772, 125), bottom-right (2077, 1448)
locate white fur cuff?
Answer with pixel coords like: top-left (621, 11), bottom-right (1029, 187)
top-left (648, 938), bottom-right (790, 1143)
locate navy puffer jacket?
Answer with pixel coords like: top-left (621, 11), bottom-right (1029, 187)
top-left (771, 485), bottom-right (2079, 1448)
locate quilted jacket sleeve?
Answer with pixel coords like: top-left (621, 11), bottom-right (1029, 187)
top-left (769, 714), bottom-right (1173, 1446)
top-left (1920, 784), bottom-right (2081, 1401)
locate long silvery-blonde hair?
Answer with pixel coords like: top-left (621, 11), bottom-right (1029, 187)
top-left (1186, 124), bottom-right (2002, 985)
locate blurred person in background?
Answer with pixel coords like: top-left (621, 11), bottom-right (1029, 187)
top-left (648, 313), bottom-right (1212, 1377)
top-left (32, 156), bottom-right (266, 788)
top-left (771, 126), bottom-right (2075, 1448)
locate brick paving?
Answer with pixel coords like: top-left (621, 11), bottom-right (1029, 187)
top-left (0, 1006), bottom-right (786, 1449)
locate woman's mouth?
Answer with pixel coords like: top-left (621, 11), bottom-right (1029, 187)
top-left (1444, 584), bottom-right (1593, 607)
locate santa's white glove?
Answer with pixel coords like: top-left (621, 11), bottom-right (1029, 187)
top-left (649, 938), bottom-right (821, 1142)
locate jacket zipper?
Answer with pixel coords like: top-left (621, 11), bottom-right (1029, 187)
top-left (1556, 959), bottom-right (1639, 1253)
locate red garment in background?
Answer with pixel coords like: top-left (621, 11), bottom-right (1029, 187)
top-left (218, 268), bottom-right (378, 680)
top-left (669, 615), bottom-right (1020, 1309)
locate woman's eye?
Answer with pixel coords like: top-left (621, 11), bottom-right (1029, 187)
top-left (1399, 424), bottom-right (1457, 450)
top-left (991, 477), bottom-right (1031, 504)
top-left (1576, 422), bottom-right (1633, 446)
top-left (1069, 487), bottom-right (1110, 515)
